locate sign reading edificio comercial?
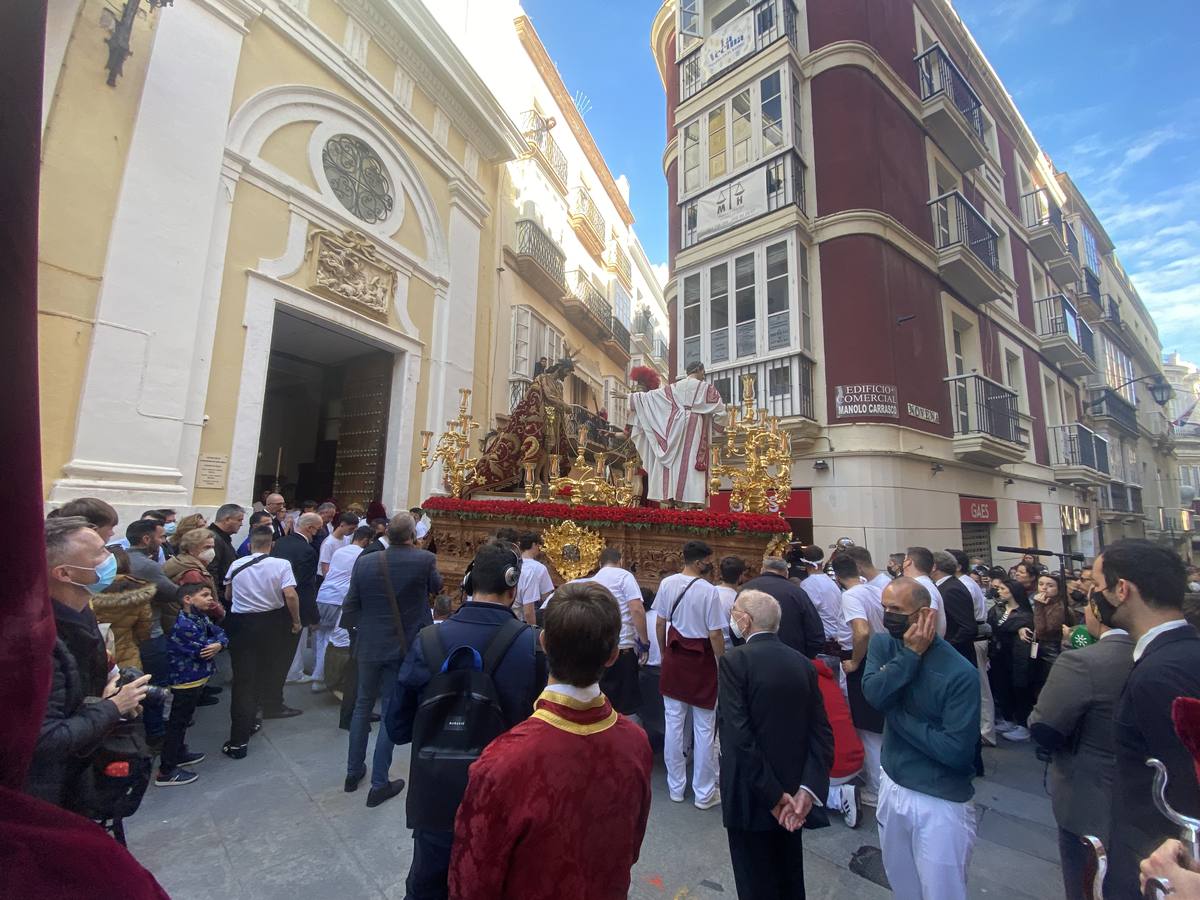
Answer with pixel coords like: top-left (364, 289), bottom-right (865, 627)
top-left (700, 10), bottom-right (754, 82)
top-left (835, 384), bottom-right (899, 418)
top-left (695, 167), bottom-right (768, 243)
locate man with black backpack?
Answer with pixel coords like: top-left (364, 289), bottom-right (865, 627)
top-left (387, 540), bottom-right (547, 900)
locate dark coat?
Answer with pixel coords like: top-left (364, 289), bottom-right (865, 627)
top-left (937, 576), bottom-right (979, 661)
top-left (739, 572), bottom-right (825, 659)
top-left (341, 544), bottom-right (442, 663)
top-left (988, 603), bottom-right (1035, 689)
top-left (1106, 625), bottom-right (1200, 898)
top-left (361, 537), bottom-right (387, 556)
top-left (24, 639), bottom-right (122, 810)
top-left (717, 632), bottom-right (833, 832)
top-left (271, 533), bottom-right (320, 626)
top-left (52, 601), bottom-right (109, 698)
top-left (206, 523), bottom-right (238, 597)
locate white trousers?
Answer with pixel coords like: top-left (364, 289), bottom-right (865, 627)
top-left (858, 729), bottom-right (883, 798)
top-left (877, 770), bottom-right (976, 900)
top-left (286, 626), bottom-right (310, 680)
top-left (974, 640), bottom-right (995, 744)
top-left (663, 697), bottom-right (718, 804)
top-left (311, 626), bottom-right (333, 682)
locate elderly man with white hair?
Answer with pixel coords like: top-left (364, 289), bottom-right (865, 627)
top-left (718, 589), bottom-right (833, 899)
top-left (274, 511), bottom-right (324, 686)
top-left (862, 577), bottom-right (981, 900)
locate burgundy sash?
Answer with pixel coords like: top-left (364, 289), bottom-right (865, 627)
top-left (659, 578), bottom-right (718, 709)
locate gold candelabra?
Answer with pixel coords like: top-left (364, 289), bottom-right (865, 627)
top-left (709, 374), bottom-right (792, 514)
top-left (420, 388), bottom-right (485, 498)
top-left (536, 425), bottom-right (637, 507)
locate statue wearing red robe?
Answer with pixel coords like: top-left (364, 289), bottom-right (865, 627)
top-left (449, 688), bottom-right (653, 900)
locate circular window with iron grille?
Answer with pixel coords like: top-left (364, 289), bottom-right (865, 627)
top-left (321, 134), bottom-right (394, 224)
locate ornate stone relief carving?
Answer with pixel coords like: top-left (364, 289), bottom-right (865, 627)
top-left (304, 228), bottom-right (397, 316)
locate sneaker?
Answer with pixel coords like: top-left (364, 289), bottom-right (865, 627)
top-left (310, 681), bottom-right (327, 694)
top-left (994, 719), bottom-right (1016, 734)
top-left (860, 788), bottom-right (878, 808)
top-left (221, 742), bottom-right (248, 759)
top-left (694, 792), bottom-right (721, 810)
top-left (155, 769), bottom-right (198, 787)
top-left (669, 792), bottom-right (685, 803)
top-left (842, 784), bottom-right (860, 829)
top-left (177, 750), bottom-right (206, 767)
top-left (1001, 725), bottom-right (1030, 742)
top-left (286, 673), bottom-right (316, 685)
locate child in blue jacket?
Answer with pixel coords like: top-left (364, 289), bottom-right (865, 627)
top-left (157, 583), bottom-right (228, 786)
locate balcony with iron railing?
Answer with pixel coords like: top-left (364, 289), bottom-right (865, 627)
top-left (1088, 387), bottom-right (1140, 437)
top-left (1076, 268), bottom-right (1103, 318)
top-left (1034, 294), bottom-right (1096, 377)
top-left (682, 150), bottom-right (806, 251)
top-left (1048, 220), bottom-right (1082, 287)
top-left (915, 43), bottom-right (986, 171)
top-left (709, 352), bottom-right (816, 423)
top-left (631, 308), bottom-right (658, 356)
top-left (605, 316), bottom-right (631, 360)
top-left (1100, 293), bottom-right (1122, 327)
top-left (678, 0), bottom-right (798, 102)
top-left (513, 219), bottom-right (567, 304)
top-left (946, 373), bottom-right (1026, 466)
top-left (563, 269), bottom-right (613, 340)
top-left (569, 186), bottom-right (606, 259)
top-left (604, 240), bottom-right (632, 288)
top-left (519, 110), bottom-right (568, 193)
top-left (1020, 188), bottom-right (1069, 265)
top-left (653, 336), bottom-right (669, 366)
top-left (1048, 422), bottom-right (1110, 486)
top-left (929, 191), bottom-right (1007, 308)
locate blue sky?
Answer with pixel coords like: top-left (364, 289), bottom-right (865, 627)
top-left (522, 0), bottom-right (1199, 364)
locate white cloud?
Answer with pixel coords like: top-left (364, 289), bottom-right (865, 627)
top-left (650, 262), bottom-right (669, 288)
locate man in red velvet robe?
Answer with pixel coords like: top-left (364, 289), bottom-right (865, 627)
top-left (449, 582), bottom-right (653, 900)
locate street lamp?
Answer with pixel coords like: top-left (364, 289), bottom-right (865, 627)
top-left (1086, 374), bottom-right (1174, 410)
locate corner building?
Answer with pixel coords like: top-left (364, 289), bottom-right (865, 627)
top-left (651, 0), bottom-right (1186, 566)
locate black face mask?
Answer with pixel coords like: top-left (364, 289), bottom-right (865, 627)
top-left (1069, 588), bottom-right (1088, 605)
top-left (1093, 587), bottom-right (1121, 628)
top-left (883, 611), bottom-right (912, 640)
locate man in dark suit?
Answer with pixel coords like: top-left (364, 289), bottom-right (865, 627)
top-left (740, 558), bottom-right (825, 659)
top-left (1029, 593), bottom-right (1134, 900)
top-left (342, 511), bottom-right (442, 809)
top-left (207, 503), bottom-right (245, 600)
top-left (271, 511), bottom-right (322, 692)
top-left (311, 502), bottom-right (338, 553)
top-left (718, 589), bottom-right (833, 899)
top-left (1092, 539), bottom-right (1200, 899)
top-left (932, 551), bottom-right (979, 663)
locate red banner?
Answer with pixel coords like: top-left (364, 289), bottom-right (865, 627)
top-left (710, 488), bottom-right (812, 518)
top-left (1017, 501), bottom-right (1043, 524)
top-left (959, 496), bottom-right (998, 523)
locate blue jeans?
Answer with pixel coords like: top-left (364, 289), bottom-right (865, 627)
top-left (346, 657), bottom-right (399, 789)
top-left (138, 635), bottom-right (168, 738)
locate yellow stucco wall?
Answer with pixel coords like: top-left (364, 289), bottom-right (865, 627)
top-left (37, 0), bottom-right (161, 486)
top-left (258, 120), bottom-right (319, 192)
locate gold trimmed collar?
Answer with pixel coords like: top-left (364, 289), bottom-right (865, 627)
top-left (539, 688), bottom-right (607, 711)
top-left (531, 706), bottom-right (619, 736)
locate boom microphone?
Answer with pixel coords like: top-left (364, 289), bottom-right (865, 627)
top-left (997, 545), bottom-right (1086, 562)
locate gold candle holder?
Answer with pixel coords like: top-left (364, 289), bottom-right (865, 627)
top-left (458, 387), bottom-right (471, 414)
top-left (594, 452), bottom-right (607, 475)
top-left (420, 431), bottom-right (433, 452)
top-left (548, 453), bottom-right (560, 477)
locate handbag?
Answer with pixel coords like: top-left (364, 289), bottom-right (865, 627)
top-left (659, 577), bottom-right (719, 710)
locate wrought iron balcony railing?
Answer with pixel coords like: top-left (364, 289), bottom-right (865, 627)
top-left (571, 186), bottom-right (606, 247)
top-left (1048, 422), bottom-right (1109, 474)
top-left (930, 191), bottom-right (999, 273)
top-left (1034, 294), bottom-right (1094, 359)
top-left (515, 219), bottom-right (566, 289)
top-left (708, 352), bottom-right (815, 421)
top-left (1063, 221), bottom-right (1080, 265)
top-left (1020, 188), bottom-right (1063, 232)
top-left (1090, 387), bottom-right (1139, 435)
top-left (608, 317), bottom-right (631, 355)
top-left (682, 151), bottom-right (806, 250)
top-left (566, 269), bottom-right (612, 324)
top-left (633, 307), bottom-right (657, 337)
top-left (679, 0), bottom-right (798, 101)
top-left (520, 110), bottom-right (568, 190)
top-left (605, 240), bottom-right (631, 287)
top-left (915, 44), bottom-right (985, 141)
top-left (1079, 268), bottom-right (1102, 304)
top-left (947, 373), bottom-right (1022, 444)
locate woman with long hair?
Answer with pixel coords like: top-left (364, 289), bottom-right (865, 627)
top-left (168, 512), bottom-right (207, 555)
top-left (988, 579), bottom-right (1036, 742)
top-left (1024, 573), bottom-right (1074, 696)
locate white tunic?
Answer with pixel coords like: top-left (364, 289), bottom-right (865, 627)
top-left (630, 376), bottom-right (726, 505)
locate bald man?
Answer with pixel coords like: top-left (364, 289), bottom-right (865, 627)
top-left (265, 492), bottom-right (291, 541)
top-left (862, 577), bottom-right (981, 900)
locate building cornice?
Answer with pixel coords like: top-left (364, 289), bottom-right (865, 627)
top-left (335, 0), bottom-right (526, 163)
top-left (513, 14), bottom-right (635, 228)
top-left (193, 0), bottom-right (263, 33)
top-left (650, 0), bottom-right (676, 90)
top-left (662, 135), bottom-right (678, 176)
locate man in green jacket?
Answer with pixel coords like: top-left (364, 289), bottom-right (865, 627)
top-left (863, 576), bottom-right (981, 900)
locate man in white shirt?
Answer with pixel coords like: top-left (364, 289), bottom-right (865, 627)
top-left (311, 526), bottom-right (372, 692)
top-left (569, 547), bottom-right (647, 716)
top-left (844, 546), bottom-right (892, 593)
top-left (833, 553), bottom-right (886, 804)
top-left (796, 548), bottom-right (852, 665)
top-left (656, 541), bottom-right (725, 810)
top-left (715, 556), bottom-right (746, 652)
top-left (318, 513), bottom-right (360, 577)
top-left (901, 546), bottom-right (946, 637)
top-left (515, 532), bottom-right (555, 625)
top-left (222, 524), bottom-right (301, 758)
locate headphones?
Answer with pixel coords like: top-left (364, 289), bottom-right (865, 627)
top-left (461, 541), bottom-right (523, 596)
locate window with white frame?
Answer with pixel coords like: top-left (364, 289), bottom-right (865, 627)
top-left (612, 281), bottom-right (632, 327)
top-left (604, 376), bottom-right (627, 429)
top-left (679, 0), bottom-right (702, 46)
top-left (1101, 333), bottom-right (1137, 404)
top-left (678, 234), bottom-right (808, 371)
top-left (511, 305), bottom-right (564, 379)
top-left (678, 65), bottom-right (801, 200)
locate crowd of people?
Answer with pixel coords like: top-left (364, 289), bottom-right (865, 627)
top-left (24, 491), bottom-right (1200, 900)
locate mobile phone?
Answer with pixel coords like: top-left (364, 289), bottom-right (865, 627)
top-left (1030, 641), bottom-right (1040, 659)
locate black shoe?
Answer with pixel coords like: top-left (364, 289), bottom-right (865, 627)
top-left (203, 685), bottom-right (223, 695)
top-left (221, 742), bottom-right (248, 760)
top-left (365, 779), bottom-right (405, 808)
top-left (262, 706), bottom-right (303, 720)
top-left (344, 770), bottom-right (366, 793)
top-left (251, 719), bottom-right (263, 735)
top-left (197, 694), bottom-right (220, 707)
top-left (369, 713), bottom-right (381, 723)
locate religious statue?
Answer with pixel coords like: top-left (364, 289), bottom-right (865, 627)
top-left (629, 361), bottom-right (726, 507)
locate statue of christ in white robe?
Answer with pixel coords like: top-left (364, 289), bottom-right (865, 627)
top-left (629, 363), bottom-right (726, 506)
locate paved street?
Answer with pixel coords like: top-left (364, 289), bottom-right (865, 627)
top-left (126, 681), bottom-right (1063, 900)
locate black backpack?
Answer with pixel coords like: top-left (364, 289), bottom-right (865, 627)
top-left (70, 720), bottom-right (153, 824)
top-left (405, 618), bottom-right (528, 830)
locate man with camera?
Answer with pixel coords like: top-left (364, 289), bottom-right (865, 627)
top-left (26, 517), bottom-right (152, 812)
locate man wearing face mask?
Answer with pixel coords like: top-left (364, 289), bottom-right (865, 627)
top-left (27, 517), bottom-right (152, 810)
top-left (863, 577), bottom-right (981, 900)
top-left (1092, 540), bottom-right (1200, 899)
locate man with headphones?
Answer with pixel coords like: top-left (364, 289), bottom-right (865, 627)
top-left (388, 539), bottom-right (547, 900)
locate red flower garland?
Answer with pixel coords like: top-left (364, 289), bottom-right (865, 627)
top-left (422, 496), bottom-right (789, 535)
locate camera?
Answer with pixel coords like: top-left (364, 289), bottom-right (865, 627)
top-left (117, 667), bottom-right (169, 705)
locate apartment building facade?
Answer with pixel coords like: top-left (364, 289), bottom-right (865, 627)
top-left (1163, 353), bottom-right (1200, 559)
top-left (651, 0), bottom-right (1185, 565)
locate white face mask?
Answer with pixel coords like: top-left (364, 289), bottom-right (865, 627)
top-left (729, 611), bottom-right (745, 640)
top-left (197, 547), bottom-right (217, 564)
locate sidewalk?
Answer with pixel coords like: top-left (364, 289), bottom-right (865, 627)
top-left (125, 685), bottom-right (1061, 899)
